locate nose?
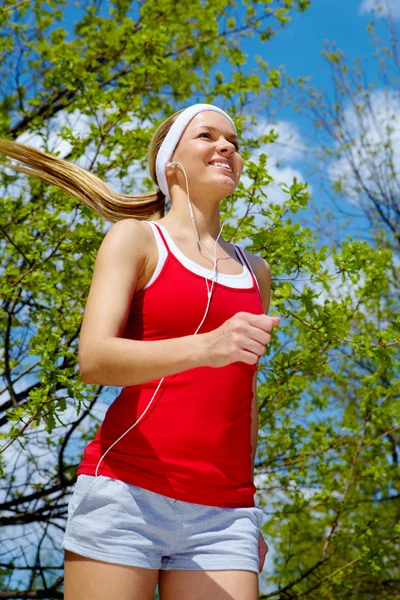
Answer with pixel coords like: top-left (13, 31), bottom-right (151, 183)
top-left (217, 137), bottom-right (236, 155)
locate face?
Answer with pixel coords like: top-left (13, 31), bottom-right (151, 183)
top-left (166, 111), bottom-right (243, 200)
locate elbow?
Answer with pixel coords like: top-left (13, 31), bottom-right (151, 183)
top-left (79, 355), bottom-right (107, 385)
top-left (79, 363), bottom-right (94, 384)
top-left (78, 334), bottom-right (107, 384)
top-left (78, 348), bottom-right (96, 384)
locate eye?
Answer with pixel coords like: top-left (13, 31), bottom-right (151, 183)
top-left (198, 132), bottom-right (240, 151)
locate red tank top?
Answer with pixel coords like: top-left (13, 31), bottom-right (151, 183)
top-left (78, 221), bottom-right (264, 507)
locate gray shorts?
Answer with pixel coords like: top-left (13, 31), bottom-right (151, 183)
top-left (61, 475), bottom-right (263, 573)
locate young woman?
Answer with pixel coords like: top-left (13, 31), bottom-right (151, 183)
top-left (0, 103), bottom-right (280, 600)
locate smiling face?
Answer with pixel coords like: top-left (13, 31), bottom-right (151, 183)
top-left (166, 111), bottom-right (243, 201)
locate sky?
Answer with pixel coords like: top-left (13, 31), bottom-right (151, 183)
top-left (3, 0), bottom-right (399, 593)
top-left (247, 0), bottom-right (377, 83)
top-left (236, 0), bottom-right (393, 240)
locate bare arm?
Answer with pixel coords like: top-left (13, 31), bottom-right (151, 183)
top-left (248, 253), bottom-right (272, 481)
top-left (250, 370), bottom-right (258, 483)
top-left (81, 336), bottom-right (206, 387)
top-left (78, 219), bottom-right (207, 387)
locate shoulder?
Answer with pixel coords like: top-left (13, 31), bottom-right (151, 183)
top-left (105, 217), bottom-right (151, 238)
top-left (98, 218), bottom-right (154, 269)
top-left (103, 218), bottom-right (153, 251)
top-left (240, 248), bottom-right (271, 314)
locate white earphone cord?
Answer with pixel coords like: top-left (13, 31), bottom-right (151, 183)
top-left (95, 162), bottom-right (225, 477)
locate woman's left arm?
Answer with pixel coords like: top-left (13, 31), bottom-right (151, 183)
top-left (247, 254), bottom-right (272, 481)
top-left (250, 372), bottom-right (258, 483)
top-left (246, 253), bottom-right (271, 571)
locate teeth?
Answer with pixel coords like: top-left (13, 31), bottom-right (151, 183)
top-left (211, 162), bottom-right (232, 171)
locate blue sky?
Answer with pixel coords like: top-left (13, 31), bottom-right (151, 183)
top-left (247, 0), bottom-right (376, 87)
top-left (232, 0), bottom-right (396, 247)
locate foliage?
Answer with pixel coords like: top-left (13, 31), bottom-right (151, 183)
top-left (260, 8), bottom-right (400, 599)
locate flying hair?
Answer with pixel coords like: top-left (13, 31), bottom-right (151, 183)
top-left (0, 108), bottom-right (185, 223)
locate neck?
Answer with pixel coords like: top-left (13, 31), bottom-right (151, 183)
top-left (162, 189), bottom-right (226, 242)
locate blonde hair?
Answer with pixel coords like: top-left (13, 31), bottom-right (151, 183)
top-left (0, 109), bottom-right (185, 223)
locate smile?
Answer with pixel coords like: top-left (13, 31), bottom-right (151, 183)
top-left (209, 162), bottom-right (233, 173)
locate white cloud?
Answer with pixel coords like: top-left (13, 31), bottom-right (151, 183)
top-left (360, 0), bottom-right (400, 19)
top-left (246, 118), bottom-right (310, 205)
top-left (16, 108), bottom-right (92, 158)
top-left (298, 255), bottom-right (366, 307)
top-left (250, 118), bottom-right (307, 163)
top-left (230, 118), bottom-right (311, 243)
top-left (328, 88), bottom-right (400, 205)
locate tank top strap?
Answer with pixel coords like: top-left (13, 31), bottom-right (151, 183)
top-left (234, 245), bottom-right (260, 291)
top-left (144, 221), bottom-right (170, 254)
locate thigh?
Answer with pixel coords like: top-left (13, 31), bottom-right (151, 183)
top-left (64, 550), bottom-right (159, 600)
top-left (158, 569), bottom-right (259, 600)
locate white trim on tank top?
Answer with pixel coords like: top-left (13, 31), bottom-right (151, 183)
top-left (142, 221), bottom-right (258, 290)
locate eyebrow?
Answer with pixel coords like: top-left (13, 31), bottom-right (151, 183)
top-left (194, 125), bottom-right (238, 141)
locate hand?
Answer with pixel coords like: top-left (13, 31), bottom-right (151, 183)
top-left (203, 312), bottom-right (281, 368)
top-left (258, 530), bottom-right (268, 573)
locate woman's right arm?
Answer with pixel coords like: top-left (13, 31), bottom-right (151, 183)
top-left (78, 219), bottom-right (208, 387)
top-left (78, 219), bottom-right (278, 387)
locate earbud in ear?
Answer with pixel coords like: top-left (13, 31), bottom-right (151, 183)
top-left (167, 161), bottom-right (177, 167)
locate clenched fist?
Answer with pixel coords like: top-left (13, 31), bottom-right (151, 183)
top-left (202, 312), bottom-right (281, 368)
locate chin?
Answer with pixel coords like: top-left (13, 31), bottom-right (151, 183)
top-left (210, 173), bottom-right (236, 188)
top-left (193, 175), bottom-right (236, 198)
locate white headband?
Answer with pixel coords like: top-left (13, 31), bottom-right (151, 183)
top-left (155, 103), bottom-right (237, 199)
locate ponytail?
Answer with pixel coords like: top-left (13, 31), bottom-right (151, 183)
top-left (0, 109), bottom-right (184, 223)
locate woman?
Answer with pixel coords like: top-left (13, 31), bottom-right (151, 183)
top-left (0, 103), bottom-right (280, 599)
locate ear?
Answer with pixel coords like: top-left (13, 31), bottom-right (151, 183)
top-left (165, 156), bottom-right (177, 176)
top-left (165, 163), bottom-right (176, 178)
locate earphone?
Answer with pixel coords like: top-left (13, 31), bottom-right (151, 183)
top-left (166, 161), bottom-right (225, 298)
top-left (95, 161), bottom-right (225, 477)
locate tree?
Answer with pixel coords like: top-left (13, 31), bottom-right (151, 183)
top-left (252, 6), bottom-right (399, 598)
top-left (0, 0), bottom-right (314, 598)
